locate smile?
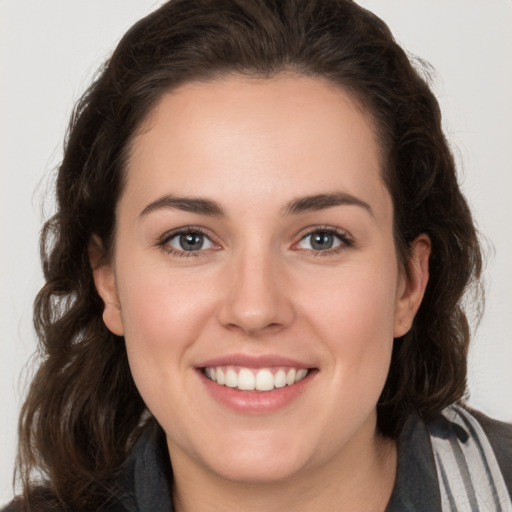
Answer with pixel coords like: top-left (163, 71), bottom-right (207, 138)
top-left (203, 366), bottom-right (309, 392)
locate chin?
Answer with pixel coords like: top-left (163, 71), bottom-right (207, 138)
top-left (185, 428), bottom-right (316, 484)
top-left (208, 450), bottom-right (309, 484)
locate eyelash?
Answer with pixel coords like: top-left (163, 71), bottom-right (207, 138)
top-left (296, 226), bottom-right (353, 257)
top-left (157, 226), bottom-right (353, 258)
top-left (158, 226), bottom-right (215, 258)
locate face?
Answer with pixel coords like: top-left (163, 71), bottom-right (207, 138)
top-left (94, 75), bottom-right (429, 485)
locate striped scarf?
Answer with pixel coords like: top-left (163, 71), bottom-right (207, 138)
top-left (429, 404), bottom-right (512, 511)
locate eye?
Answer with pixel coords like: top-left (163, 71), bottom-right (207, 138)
top-left (296, 229), bottom-right (350, 252)
top-left (163, 229), bottom-right (216, 254)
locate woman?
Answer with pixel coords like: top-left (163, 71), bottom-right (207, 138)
top-left (4, 0), bottom-right (511, 511)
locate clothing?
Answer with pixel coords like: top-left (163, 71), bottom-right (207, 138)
top-left (3, 407), bottom-right (512, 511)
top-left (429, 405), bottom-right (511, 510)
top-left (387, 407), bottom-right (512, 511)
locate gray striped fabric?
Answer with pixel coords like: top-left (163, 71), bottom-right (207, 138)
top-left (429, 404), bottom-right (512, 512)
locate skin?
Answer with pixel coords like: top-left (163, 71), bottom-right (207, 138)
top-left (93, 74), bottom-right (430, 512)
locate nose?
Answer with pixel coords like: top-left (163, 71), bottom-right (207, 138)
top-left (216, 246), bottom-right (295, 337)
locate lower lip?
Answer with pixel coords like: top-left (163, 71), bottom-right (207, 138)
top-left (198, 370), bottom-right (316, 414)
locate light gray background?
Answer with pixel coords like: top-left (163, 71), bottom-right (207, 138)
top-left (1, 0), bottom-right (511, 505)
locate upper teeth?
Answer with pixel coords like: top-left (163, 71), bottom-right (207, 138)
top-left (204, 366), bottom-right (309, 391)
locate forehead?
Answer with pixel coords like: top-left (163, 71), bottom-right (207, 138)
top-left (123, 74), bottom-right (390, 222)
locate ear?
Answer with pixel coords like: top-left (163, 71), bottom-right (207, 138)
top-left (89, 238), bottom-right (124, 336)
top-left (394, 234), bottom-right (431, 337)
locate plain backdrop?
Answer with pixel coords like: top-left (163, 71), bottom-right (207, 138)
top-left (1, 0), bottom-right (511, 505)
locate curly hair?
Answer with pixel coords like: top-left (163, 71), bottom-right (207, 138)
top-left (15, 0), bottom-right (482, 509)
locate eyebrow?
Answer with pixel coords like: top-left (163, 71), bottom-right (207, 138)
top-left (139, 195), bottom-right (226, 217)
top-left (139, 191), bottom-right (373, 218)
top-left (283, 192), bottom-right (374, 217)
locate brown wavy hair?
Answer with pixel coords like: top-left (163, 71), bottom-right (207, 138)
top-left (14, 0), bottom-right (483, 509)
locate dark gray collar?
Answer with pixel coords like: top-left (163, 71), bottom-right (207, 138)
top-left (118, 421), bottom-right (174, 512)
top-left (386, 413), bottom-right (441, 511)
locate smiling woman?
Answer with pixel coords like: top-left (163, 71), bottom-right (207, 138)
top-left (91, 77), bottom-right (415, 497)
top-left (3, 1), bottom-right (512, 512)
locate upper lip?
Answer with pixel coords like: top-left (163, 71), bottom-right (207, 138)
top-left (197, 354), bottom-right (313, 369)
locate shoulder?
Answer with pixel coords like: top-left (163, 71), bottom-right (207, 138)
top-left (1, 502), bottom-right (19, 512)
top-left (387, 405), bottom-right (512, 511)
top-left (0, 495), bottom-right (60, 512)
top-left (427, 404), bottom-right (512, 507)
top-left (0, 489), bottom-right (64, 512)
top-left (469, 407), bottom-right (512, 491)
top-left (1, 497), bottom-right (131, 512)
top-left (1, 422), bottom-right (167, 512)
top-left (1, 485), bottom-right (133, 512)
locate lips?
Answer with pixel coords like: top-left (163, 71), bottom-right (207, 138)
top-left (197, 355), bottom-right (315, 413)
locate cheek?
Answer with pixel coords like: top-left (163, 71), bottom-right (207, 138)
top-left (116, 270), bottom-right (220, 433)
top-left (119, 263), bottom-right (215, 340)
top-left (116, 265), bottom-right (218, 390)
top-left (299, 259), bottom-right (398, 385)
top-left (303, 261), bottom-right (398, 337)
top-left (278, 260), bottom-right (398, 453)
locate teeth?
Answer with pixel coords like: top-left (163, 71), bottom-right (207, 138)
top-left (238, 368), bottom-right (255, 390)
top-left (203, 366), bottom-right (310, 391)
top-left (274, 369), bottom-right (287, 388)
top-left (225, 369), bottom-right (238, 388)
top-left (296, 368), bottom-right (308, 382)
top-left (255, 369), bottom-right (274, 391)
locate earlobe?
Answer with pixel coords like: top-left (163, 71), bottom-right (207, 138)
top-left (394, 234), bottom-right (431, 338)
top-left (89, 240), bottom-right (125, 336)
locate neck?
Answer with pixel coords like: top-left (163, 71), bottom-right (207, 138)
top-left (170, 430), bottom-right (397, 512)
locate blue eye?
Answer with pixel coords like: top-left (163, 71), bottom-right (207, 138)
top-left (297, 230), bottom-right (348, 251)
top-left (165, 231), bottom-right (215, 252)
